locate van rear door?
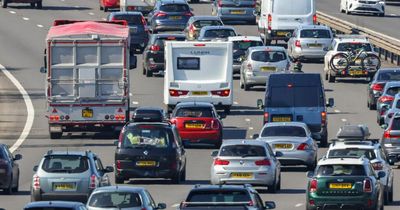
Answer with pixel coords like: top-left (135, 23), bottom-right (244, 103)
top-left (271, 0), bottom-right (315, 31)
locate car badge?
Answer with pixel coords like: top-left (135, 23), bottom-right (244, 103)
top-left (143, 150), bottom-right (149, 156)
top-left (239, 160), bottom-right (244, 165)
top-left (337, 179), bottom-right (344, 182)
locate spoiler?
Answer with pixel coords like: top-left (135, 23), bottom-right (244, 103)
top-left (52, 20), bottom-right (128, 27)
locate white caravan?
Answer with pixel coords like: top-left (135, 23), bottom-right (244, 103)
top-left (164, 41), bottom-right (233, 113)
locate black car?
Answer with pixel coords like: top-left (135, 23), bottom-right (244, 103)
top-left (142, 33), bottom-right (186, 77)
top-left (132, 107), bottom-right (166, 122)
top-left (107, 12), bottom-right (149, 54)
top-left (367, 68), bottom-right (400, 110)
top-left (114, 122), bottom-right (186, 184)
top-left (179, 185), bottom-right (276, 210)
top-left (0, 144), bottom-right (22, 194)
top-left (24, 201), bottom-right (86, 210)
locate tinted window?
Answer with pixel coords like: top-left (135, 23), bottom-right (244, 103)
top-left (111, 15), bottom-right (143, 26)
top-left (153, 36), bottom-right (185, 48)
top-left (328, 149), bottom-right (376, 160)
top-left (273, 0), bottom-right (312, 15)
top-left (174, 107), bottom-right (213, 118)
top-left (261, 126), bottom-right (306, 137)
top-left (204, 29), bottom-right (236, 38)
top-left (233, 41), bottom-right (263, 51)
top-left (267, 86), bottom-right (322, 107)
top-left (123, 125), bottom-right (172, 148)
top-left (251, 51), bottom-right (286, 62)
top-left (316, 164), bottom-right (366, 176)
top-left (386, 87), bottom-right (400, 96)
top-left (377, 71), bottom-right (400, 81)
top-left (187, 190), bottom-right (251, 202)
top-left (160, 4), bottom-right (189, 12)
top-left (42, 155), bottom-right (89, 173)
top-left (193, 20), bottom-right (223, 28)
top-left (88, 192), bottom-right (142, 208)
top-left (391, 118), bottom-right (400, 130)
top-left (300, 29), bottom-right (331, 38)
top-left (24, 208), bottom-right (75, 210)
top-left (219, 145), bottom-right (266, 157)
top-left (337, 42), bottom-right (372, 52)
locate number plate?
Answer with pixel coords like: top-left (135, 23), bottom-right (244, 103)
top-left (272, 116), bottom-right (291, 122)
top-left (192, 91), bottom-right (208, 95)
top-left (53, 183), bottom-right (75, 191)
top-left (82, 108), bottom-right (93, 118)
top-left (274, 144), bottom-right (293, 149)
top-left (230, 10), bottom-right (245, 14)
top-left (169, 16), bottom-right (182, 20)
top-left (230, 172), bottom-right (253, 179)
top-left (329, 183), bottom-right (352, 189)
top-left (349, 70), bottom-right (364, 75)
top-left (308, 43), bottom-right (322, 48)
top-left (136, 161), bottom-right (156, 167)
top-left (261, 66), bottom-right (276, 71)
top-left (277, 31), bottom-right (289, 36)
top-left (185, 123), bottom-right (205, 129)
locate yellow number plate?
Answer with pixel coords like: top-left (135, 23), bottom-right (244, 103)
top-left (329, 183), bottom-right (352, 189)
top-left (350, 70), bottom-right (364, 75)
top-left (82, 109), bottom-right (93, 118)
top-left (261, 66), bottom-right (276, 71)
top-left (192, 91), bottom-right (208, 95)
top-left (230, 172), bottom-right (253, 179)
top-left (274, 144), bottom-right (293, 149)
top-left (185, 123), bottom-right (204, 129)
top-left (230, 10), bottom-right (245, 14)
top-left (277, 31), bottom-right (289, 36)
top-left (170, 16), bottom-right (182, 20)
top-left (54, 183), bottom-right (74, 191)
top-left (272, 116), bottom-right (291, 122)
top-left (136, 161), bottom-right (156, 167)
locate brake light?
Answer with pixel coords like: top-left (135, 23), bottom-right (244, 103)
top-left (115, 114), bottom-right (125, 121)
top-left (309, 179), bottom-right (317, 193)
top-left (49, 115), bottom-right (60, 121)
top-left (218, 0), bottom-right (222, 7)
top-left (116, 160), bottom-right (121, 170)
top-left (169, 89), bottom-right (189, 97)
top-left (252, 0), bottom-right (256, 8)
top-left (194, 43), bottom-right (206, 47)
top-left (363, 178), bottom-right (372, 193)
top-left (189, 24), bottom-right (196, 33)
top-left (321, 111), bottom-right (327, 126)
top-left (150, 45), bottom-right (160, 51)
top-left (155, 12), bottom-right (167, 17)
top-left (33, 175), bottom-right (40, 190)
top-left (89, 174), bottom-right (97, 189)
top-left (184, 12), bottom-right (193, 17)
top-left (378, 95), bottom-right (394, 103)
top-left (383, 130), bottom-right (390, 138)
top-left (267, 14), bottom-right (272, 31)
top-left (371, 83), bottom-right (384, 91)
top-left (127, 6), bottom-right (135, 11)
top-left (263, 112), bottom-right (269, 123)
top-left (297, 143), bottom-right (309, 150)
top-left (247, 63), bottom-right (252, 71)
top-left (211, 120), bottom-right (220, 129)
top-left (372, 162), bottom-right (384, 170)
top-left (211, 89), bottom-right (230, 97)
top-left (295, 40), bottom-right (301, 48)
top-left (170, 119), bottom-right (177, 125)
top-left (214, 158), bottom-right (229, 165)
top-left (313, 14), bottom-right (317, 24)
top-left (255, 159), bottom-right (271, 166)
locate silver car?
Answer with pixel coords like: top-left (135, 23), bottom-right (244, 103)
top-left (255, 122), bottom-right (318, 170)
top-left (239, 46), bottom-right (290, 91)
top-left (210, 139), bottom-right (282, 193)
top-left (31, 150), bottom-right (114, 202)
top-left (87, 186), bottom-right (166, 210)
top-left (287, 25), bottom-right (333, 60)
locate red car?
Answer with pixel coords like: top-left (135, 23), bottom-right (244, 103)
top-left (170, 102), bottom-right (224, 148)
top-left (99, 0), bottom-right (120, 12)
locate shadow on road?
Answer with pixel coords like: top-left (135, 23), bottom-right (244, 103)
top-left (1, 190), bottom-right (30, 195)
top-left (230, 105), bottom-right (263, 116)
top-left (9, 6), bottom-right (91, 10)
top-left (281, 166), bottom-right (309, 172)
top-left (223, 127), bottom-right (248, 139)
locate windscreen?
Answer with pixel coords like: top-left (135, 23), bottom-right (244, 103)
top-left (160, 4), bottom-right (189, 12)
top-left (193, 20), bottom-right (223, 28)
top-left (261, 126), bottom-right (306, 137)
top-left (219, 145), bottom-right (266, 157)
top-left (273, 0), bottom-right (312, 15)
top-left (187, 190), bottom-right (251, 203)
top-left (204, 29), bottom-right (236, 38)
top-left (251, 51), bottom-right (286, 62)
top-left (267, 86), bottom-right (322, 107)
top-left (337, 42), bottom-right (372, 52)
top-left (122, 125), bottom-right (172, 148)
top-left (88, 192), bottom-right (142, 208)
top-left (111, 14), bottom-right (143, 27)
top-left (316, 164), bottom-right (366, 176)
top-left (41, 155), bottom-right (89, 173)
top-left (300, 29), bottom-right (331, 38)
top-left (328, 149), bottom-right (376, 160)
top-left (386, 87), bottom-right (400, 96)
top-left (377, 71), bottom-right (400, 81)
top-left (233, 41), bottom-right (263, 51)
top-left (174, 107), bottom-right (213, 118)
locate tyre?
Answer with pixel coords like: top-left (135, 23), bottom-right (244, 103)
top-left (267, 176), bottom-right (278, 193)
top-left (384, 186), bottom-right (389, 205)
top-left (146, 69), bottom-right (153, 77)
top-left (325, 73), bottom-right (328, 81)
top-left (362, 54), bottom-right (381, 71)
top-left (104, 7), bottom-right (108, 12)
top-left (369, 102), bottom-right (376, 110)
top-left (2, 0), bottom-right (8, 8)
top-left (142, 63), bottom-right (146, 75)
top-left (378, 12), bottom-right (385, 17)
top-left (224, 106), bottom-right (231, 115)
top-left (240, 78), bottom-right (244, 89)
top-left (388, 183), bottom-right (393, 202)
top-left (171, 170), bottom-right (181, 184)
top-left (12, 172), bottom-right (19, 193)
top-left (100, 5), bottom-right (104, 10)
top-left (31, 2), bottom-right (36, 7)
top-left (50, 132), bottom-right (62, 139)
top-left (320, 133), bottom-right (328, 147)
top-left (36, 1), bottom-right (42, 9)
top-left (277, 173), bottom-right (281, 190)
top-left (330, 53), bottom-right (349, 72)
top-left (180, 166), bottom-right (186, 182)
top-left (115, 175), bottom-right (125, 184)
top-left (3, 177), bottom-right (13, 195)
top-left (243, 79), bottom-right (250, 91)
top-left (328, 73), bottom-right (336, 83)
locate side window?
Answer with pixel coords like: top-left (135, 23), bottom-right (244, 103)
top-left (94, 157), bottom-right (104, 172)
top-left (367, 164), bottom-right (376, 177)
top-left (265, 144), bottom-right (274, 158)
top-left (145, 190), bottom-right (157, 208)
top-left (253, 193), bottom-right (264, 208)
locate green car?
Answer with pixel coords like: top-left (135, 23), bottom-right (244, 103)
top-left (306, 157), bottom-right (385, 210)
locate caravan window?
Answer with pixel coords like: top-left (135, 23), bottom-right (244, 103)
top-left (273, 0), bottom-right (312, 15)
top-left (177, 57), bottom-right (200, 70)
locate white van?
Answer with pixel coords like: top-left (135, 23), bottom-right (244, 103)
top-left (258, 0), bottom-right (316, 45)
top-left (164, 41), bottom-right (233, 113)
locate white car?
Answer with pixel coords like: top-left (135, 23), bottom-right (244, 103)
top-left (323, 35), bottom-right (376, 83)
top-left (340, 0), bottom-right (385, 16)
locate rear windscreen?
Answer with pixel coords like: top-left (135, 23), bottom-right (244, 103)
top-left (267, 86), bottom-right (323, 107)
top-left (261, 126), bottom-right (306, 137)
top-left (300, 29), bottom-right (331, 38)
top-left (337, 43), bottom-right (372, 52)
top-left (377, 71), bottom-right (400, 81)
top-left (273, 0), bottom-right (312, 15)
top-left (391, 118), bottom-right (400, 130)
top-left (160, 4), bottom-right (189, 12)
top-left (193, 20), bottom-right (223, 28)
top-left (42, 155), bottom-right (89, 173)
top-left (204, 29), bottom-right (236, 38)
top-left (174, 107), bottom-right (213, 118)
top-left (251, 51), bottom-right (286, 62)
top-left (187, 190), bottom-right (251, 203)
top-left (153, 36), bottom-right (185, 48)
top-left (219, 145), bottom-right (266, 157)
top-left (112, 14), bottom-right (143, 26)
top-left (316, 165), bottom-right (366, 176)
top-left (122, 125), bottom-right (172, 148)
top-left (88, 192), bottom-right (142, 208)
top-left (233, 41), bottom-right (263, 51)
top-left (386, 87), bottom-right (400, 96)
top-left (328, 149), bottom-right (376, 160)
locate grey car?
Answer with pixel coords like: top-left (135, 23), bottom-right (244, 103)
top-left (210, 139), bottom-right (282, 193)
top-left (367, 68), bottom-right (400, 110)
top-left (24, 201), bottom-right (87, 210)
top-left (197, 25), bottom-right (237, 41)
top-left (287, 25), bottom-right (333, 60)
top-left (376, 81), bottom-right (400, 125)
top-left (87, 186), bottom-right (166, 210)
top-left (211, 0), bottom-right (257, 24)
top-left (31, 150), bottom-right (114, 202)
top-left (381, 114), bottom-right (400, 165)
top-left (184, 16), bottom-right (224, 41)
top-left (255, 122), bottom-right (318, 170)
top-left (383, 93), bottom-right (400, 125)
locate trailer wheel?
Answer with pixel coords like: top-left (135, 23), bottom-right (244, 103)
top-left (36, 1), bottom-right (42, 9)
top-left (50, 132), bottom-right (62, 139)
top-left (2, 0), bottom-right (8, 8)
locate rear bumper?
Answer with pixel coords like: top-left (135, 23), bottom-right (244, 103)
top-left (179, 130), bottom-right (221, 144)
top-left (211, 170), bottom-right (275, 186)
top-left (116, 168), bottom-right (176, 179)
top-left (49, 122), bottom-right (124, 132)
top-left (277, 150), bottom-right (316, 166)
top-left (262, 29), bottom-right (294, 41)
top-left (153, 21), bottom-right (187, 32)
top-left (349, 2), bottom-right (385, 13)
top-left (32, 189), bottom-right (91, 202)
top-left (218, 8), bottom-right (257, 21)
top-left (244, 74), bottom-right (269, 86)
top-left (8, 0), bottom-right (41, 2)
top-left (307, 195), bottom-right (377, 210)
top-left (291, 48), bottom-right (327, 59)
top-left (166, 96), bottom-right (233, 107)
top-left (233, 64), bottom-right (241, 74)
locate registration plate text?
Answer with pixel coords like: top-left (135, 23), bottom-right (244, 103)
top-left (231, 172), bottom-right (253, 179)
top-left (136, 161), bottom-right (156, 167)
top-left (329, 183), bottom-right (352, 189)
top-left (82, 109), bottom-right (93, 118)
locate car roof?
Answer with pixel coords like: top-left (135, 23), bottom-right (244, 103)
top-left (222, 139), bottom-right (267, 147)
top-left (175, 102), bottom-right (214, 108)
top-left (200, 25), bottom-right (235, 31)
top-left (45, 150), bottom-right (89, 156)
top-left (190, 184), bottom-right (254, 191)
top-left (160, 0), bottom-right (188, 5)
top-left (297, 24), bottom-right (331, 30)
top-left (24, 201), bottom-right (83, 208)
top-left (228, 36), bottom-right (262, 42)
top-left (385, 81), bottom-right (400, 88)
top-left (377, 67), bottom-right (400, 72)
top-left (318, 157), bottom-right (367, 165)
top-left (248, 46), bottom-right (286, 52)
top-left (92, 186), bottom-right (146, 193)
top-left (191, 16), bottom-right (221, 21)
top-left (329, 141), bottom-right (377, 150)
top-left (109, 11), bottom-right (143, 16)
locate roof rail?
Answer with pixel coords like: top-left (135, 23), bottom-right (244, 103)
top-left (52, 20), bottom-right (128, 27)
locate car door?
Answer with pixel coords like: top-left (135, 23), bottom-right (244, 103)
top-left (93, 156), bottom-right (110, 186)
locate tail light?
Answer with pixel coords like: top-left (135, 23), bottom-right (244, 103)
top-left (372, 162), bottom-right (384, 170)
top-left (116, 160), bottom-right (121, 170)
top-left (155, 12), bottom-right (167, 18)
top-left (49, 115), bottom-right (60, 121)
top-left (170, 119), bottom-right (177, 125)
top-left (150, 45), bottom-right (160, 51)
top-left (211, 120), bottom-right (220, 129)
top-left (383, 129), bottom-right (390, 138)
top-left (127, 6), bottom-right (135, 11)
top-left (169, 89), bottom-right (189, 97)
top-left (363, 178), bottom-right (372, 193)
top-left (248, 201), bottom-right (254, 206)
top-left (263, 112), bottom-right (269, 124)
top-left (211, 89), bottom-right (230, 97)
top-left (380, 109), bottom-right (387, 116)
top-left (247, 63), bottom-right (253, 71)
top-left (89, 174), bottom-right (97, 189)
top-left (33, 175), bottom-right (40, 190)
top-left (313, 14), bottom-right (317, 24)
top-left (378, 95), bottom-right (394, 103)
top-left (255, 159), bottom-right (271, 166)
top-left (309, 179), bottom-right (317, 193)
top-left (184, 12), bottom-right (193, 17)
top-left (218, 0), bottom-right (222, 7)
top-left (252, 0), bottom-right (256, 8)
top-left (115, 114), bottom-right (125, 121)
top-left (267, 14), bottom-right (272, 31)
top-left (295, 40), bottom-right (301, 48)
top-left (321, 111), bottom-right (327, 126)
top-left (297, 143), bottom-right (309, 150)
top-left (371, 83), bottom-right (384, 91)
top-left (214, 158), bottom-right (229, 165)
top-left (189, 24), bottom-right (196, 33)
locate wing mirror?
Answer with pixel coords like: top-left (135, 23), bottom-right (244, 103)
top-left (129, 54), bottom-right (137, 69)
top-left (381, 124), bottom-right (388, 129)
top-left (264, 201), bottom-right (276, 209)
top-left (306, 171), bottom-right (314, 178)
top-left (40, 67), bottom-right (47, 73)
top-left (275, 151), bottom-right (283, 157)
top-left (257, 99), bottom-right (264, 109)
top-left (327, 98), bottom-right (334, 107)
top-left (252, 133), bottom-right (260, 139)
top-left (157, 203), bottom-right (167, 209)
top-left (211, 150), bottom-right (219, 157)
top-left (14, 154), bottom-right (22, 161)
top-left (33, 165), bottom-right (38, 172)
top-left (104, 166), bottom-right (114, 173)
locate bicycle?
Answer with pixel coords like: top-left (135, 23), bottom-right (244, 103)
top-left (329, 48), bottom-right (381, 72)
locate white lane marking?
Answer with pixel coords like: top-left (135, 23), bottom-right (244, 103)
top-left (341, 118), bottom-right (347, 122)
top-left (9, 11), bottom-right (16, 14)
top-left (0, 64), bottom-right (35, 153)
top-left (22, 17), bottom-right (30, 21)
top-left (295, 203), bottom-right (303, 207)
top-left (249, 127), bottom-right (254, 130)
top-left (334, 109), bottom-right (340, 113)
top-left (102, 18), bottom-right (107, 21)
top-left (37, 24), bottom-right (44, 28)
top-left (88, 12), bottom-right (95, 16)
top-left (74, 5), bottom-right (80, 8)
top-left (245, 118), bottom-right (251, 122)
top-left (171, 203), bottom-right (180, 208)
top-left (132, 101), bottom-right (139, 105)
top-left (129, 93), bottom-right (133, 96)
top-left (233, 101), bottom-right (239, 105)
